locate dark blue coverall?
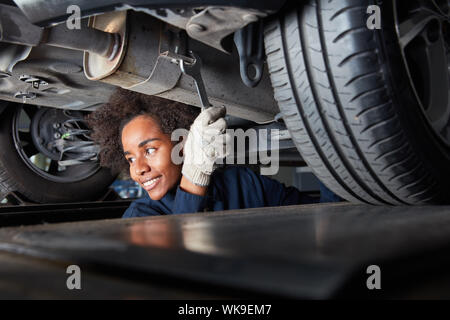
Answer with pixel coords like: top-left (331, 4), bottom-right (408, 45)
top-left (123, 166), bottom-right (341, 218)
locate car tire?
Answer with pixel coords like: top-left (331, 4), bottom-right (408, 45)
top-left (264, 0), bottom-right (450, 204)
top-left (0, 102), bottom-right (116, 203)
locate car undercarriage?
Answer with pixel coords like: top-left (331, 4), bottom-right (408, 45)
top-left (0, 0), bottom-right (448, 205)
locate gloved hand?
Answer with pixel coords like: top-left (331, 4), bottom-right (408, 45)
top-left (182, 106), bottom-right (229, 187)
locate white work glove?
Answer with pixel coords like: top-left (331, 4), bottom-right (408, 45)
top-left (182, 106), bottom-right (229, 187)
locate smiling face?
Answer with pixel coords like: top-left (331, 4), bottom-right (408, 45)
top-left (121, 115), bottom-right (182, 200)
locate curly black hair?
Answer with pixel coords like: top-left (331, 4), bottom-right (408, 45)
top-left (86, 88), bottom-right (200, 173)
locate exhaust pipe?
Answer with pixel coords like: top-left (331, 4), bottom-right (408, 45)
top-left (0, 4), bottom-right (120, 60)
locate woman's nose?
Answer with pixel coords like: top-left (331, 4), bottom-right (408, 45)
top-left (135, 157), bottom-right (150, 175)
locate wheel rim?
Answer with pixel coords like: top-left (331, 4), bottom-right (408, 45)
top-left (12, 105), bottom-right (101, 183)
top-left (394, 0), bottom-right (450, 146)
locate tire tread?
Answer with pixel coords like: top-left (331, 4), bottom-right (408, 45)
top-left (264, 0), bottom-right (441, 204)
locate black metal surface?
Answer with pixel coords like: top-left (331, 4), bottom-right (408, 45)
top-left (13, 0), bottom-right (286, 27)
top-left (0, 199), bottom-right (130, 227)
top-left (0, 251), bottom-right (229, 299)
top-left (1, 202), bottom-right (450, 298)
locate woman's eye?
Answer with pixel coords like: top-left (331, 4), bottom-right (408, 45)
top-left (145, 148), bottom-right (155, 156)
top-left (127, 157), bottom-right (135, 164)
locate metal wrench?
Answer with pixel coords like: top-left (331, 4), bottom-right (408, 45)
top-left (179, 51), bottom-right (211, 110)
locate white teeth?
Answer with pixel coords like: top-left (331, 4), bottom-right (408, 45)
top-left (143, 177), bottom-right (160, 187)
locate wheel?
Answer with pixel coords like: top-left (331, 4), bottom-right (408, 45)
top-left (264, 0), bottom-right (450, 204)
top-left (0, 102), bottom-right (116, 203)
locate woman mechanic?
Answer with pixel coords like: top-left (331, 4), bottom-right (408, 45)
top-left (87, 88), bottom-right (341, 218)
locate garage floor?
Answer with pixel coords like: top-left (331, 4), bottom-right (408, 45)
top-left (1, 202), bottom-right (450, 299)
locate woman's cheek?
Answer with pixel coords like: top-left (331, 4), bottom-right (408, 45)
top-left (150, 154), bottom-right (164, 172)
top-left (156, 147), bottom-right (172, 170)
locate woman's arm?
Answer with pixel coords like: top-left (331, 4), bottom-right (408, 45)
top-left (172, 183), bottom-right (208, 214)
top-left (256, 172), bottom-right (304, 206)
top-left (179, 175), bottom-right (207, 196)
top-left (256, 170), bottom-right (342, 205)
